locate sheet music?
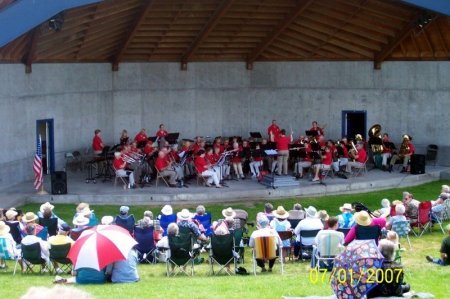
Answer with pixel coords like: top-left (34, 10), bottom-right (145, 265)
top-left (264, 149), bottom-right (277, 155)
top-left (178, 151), bottom-right (185, 158)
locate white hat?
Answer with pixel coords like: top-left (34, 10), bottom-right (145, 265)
top-left (114, 152), bottom-right (121, 158)
top-left (39, 202), bottom-right (55, 214)
top-left (81, 207), bottom-right (93, 216)
top-left (73, 215), bottom-right (89, 226)
top-left (119, 206), bottom-right (130, 215)
top-left (305, 206), bottom-right (317, 218)
top-left (222, 207), bottom-right (236, 218)
top-left (381, 198), bottom-right (390, 208)
top-left (161, 205), bottom-right (173, 216)
top-left (101, 216), bottom-right (114, 225)
top-left (5, 209), bottom-right (18, 220)
top-left (177, 209), bottom-right (192, 221)
top-left (23, 212), bottom-right (38, 223)
top-left (0, 221), bottom-right (10, 235)
top-left (339, 203), bottom-right (354, 212)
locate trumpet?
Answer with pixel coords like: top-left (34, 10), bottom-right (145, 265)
top-left (122, 151), bottom-right (144, 164)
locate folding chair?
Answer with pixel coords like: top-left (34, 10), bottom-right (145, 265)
top-left (0, 236), bottom-right (20, 275)
top-left (337, 228), bottom-right (351, 237)
top-left (36, 226), bottom-right (48, 241)
top-left (114, 170), bottom-right (130, 190)
top-left (428, 208), bottom-right (446, 235)
top-left (412, 201), bottom-right (432, 237)
top-left (166, 233), bottom-right (194, 277)
top-left (391, 220), bottom-right (412, 249)
top-left (443, 199), bottom-right (450, 221)
top-left (299, 229), bottom-right (321, 261)
top-left (355, 225), bottom-right (381, 245)
top-left (159, 214), bottom-right (177, 236)
top-left (5, 221), bottom-right (22, 244)
top-left (351, 158), bottom-right (368, 177)
top-left (114, 215), bottom-right (136, 235)
top-left (277, 231), bottom-right (293, 261)
top-left (49, 243), bottom-right (72, 274)
top-left (134, 226), bottom-right (156, 264)
top-left (252, 235), bottom-right (283, 275)
top-left (209, 233), bottom-right (237, 275)
top-left (314, 232), bottom-right (343, 271)
top-left (232, 228), bottom-right (245, 263)
top-left (21, 243), bottom-right (50, 274)
top-left (193, 213), bottom-right (212, 237)
top-left (38, 217), bottom-right (58, 237)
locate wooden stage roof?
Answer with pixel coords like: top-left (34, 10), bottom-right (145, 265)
top-left (1, 0), bottom-right (450, 72)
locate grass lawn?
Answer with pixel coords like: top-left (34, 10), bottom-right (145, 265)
top-left (2, 180), bottom-right (450, 299)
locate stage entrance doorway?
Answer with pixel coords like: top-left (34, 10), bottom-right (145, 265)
top-left (36, 119), bottom-right (55, 174)
top-left (342, 110), bottom-right (366, 140)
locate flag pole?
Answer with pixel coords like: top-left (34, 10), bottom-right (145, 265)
top-left (37, 184), bottom-right (48, 195)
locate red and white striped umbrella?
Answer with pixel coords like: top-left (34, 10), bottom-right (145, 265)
top-left (68, 225), bottom-right (137, 271)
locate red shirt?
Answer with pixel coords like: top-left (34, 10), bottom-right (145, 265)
top-left (134, 132), bottom-right (148, 143)
top-left (322, 151), bottom-right (332, 165)
top-left (276, 135), bottom-right (291, 151)
top-left (92, 135), bottom-right (103, 152)
top-left (206, 153), bottom-right (219, 164)
top-left (113, 157), bottom-right (125, 171)
top-left (156, 130), bottom-right (168, 138)
top-left (195, 156), bottom-right (208, 173)
top-left (169, 151), bottom-right (180, 162)
top-left (155, 157), bottom-right (169, 172)
top-left (267, 124), bottom-right (281, 140)
top-left (144, 145), bottom-right (155, 156)
top-left (357, 148), bottom-right (367, 163)
top-left (407, 142), bottom-right (415, 155)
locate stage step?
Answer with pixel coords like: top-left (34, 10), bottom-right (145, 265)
top-left (259, 174), bottom-right (299, 188)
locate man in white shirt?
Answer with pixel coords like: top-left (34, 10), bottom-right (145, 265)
top-left (311, 217), bottom-right (344, 268)
top-left (21, 223), bottom-right (49, 263)
top-left (294, 206), bottom-right (323, 259)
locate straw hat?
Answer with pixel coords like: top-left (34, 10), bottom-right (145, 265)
top-left (0, 221), bottom-right (10, 235)
top-left (5, 209), bottom-right (18, 220)
top-left (23, 212), bottom-right (38, 223)
top-left (73, 215), bottom-right (89, 226)
top-left (101, 216), bottom-right (114, 225)
top-left (305, 206), bottom-right (317, 218)
top-left (318, 210), bottom-right (329, 221)
top-left (39, 202), bottom-right (54, 214)
top-left (161, 205), bottom-right (173, 216)
top-left (76, 203), bottom-right (89, 213)
top-left (81, 207), bottom-right (93, 216)
top-left (222, 207), bottom-right (236, 218)
top-left (272, 206), bottom-right (289, 219)
top-left (355, 211), bottom-right (371, 226)
top-left (339, 203), bottom-right (353, 212)
top-left (392, 200), bottom-right (402, 206)
top-left (177, 209), bottom-right (192, 221)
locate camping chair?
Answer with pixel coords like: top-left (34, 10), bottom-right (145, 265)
top-left (5, 221), bottom-right (22, 244)
top-left (36, 226), bottom-right (48, 241)
top-left (288, 218), bottom-right (301, 230)
top-left (49, 243), bottom-right (72, 274)
top-left (337, 228), bottom-right (351, 237)
top-left (425, 144), bottom-right (438, 166)
top-left (209, 233), bottom-right (237, 275)
top-left (21, 243), bottom-right (50, 274)
top-left (252, 235), bottom-right (283, 275)
top-left (114, 170), bottom-right (130, 189)
top-left (114, 215), bottom-right (136, 236)
top-left (155, 168), bottom-right (170, 187)
top-left (355, 225), bottom-right (381, 245)
top-left (391, 220), bottom-right (412, 249)
top-left (193, 213), bottom-right (212, 237)
top-left (159, 214), bottom-right (177, 236)
top-left (314, 232), bottom-right (343, 271)
top-left (0, 236), bottom-right (20, 275)
top-left (166, 233), bottom-right (194, 277)
top-left (428, 207), bottom-right (446, 235)
top-left (232, 228), bottom-right (245, 263)
top-left (443, 199), bottom-right (450, 220)
top-left (195, 167), bottom-right (211, 186)
top-left (277, 230), bottom-right (293, 261)
top-left (351, 158), bottom-right (368, 177)
top-left (134, 226), bottom-right (156, 263)
top-left (38, 217), bottom-right (58, 237)
top-left (299, 229), bottom-right (321, 261)
top-left (413, 201), bottom-right (432, 237)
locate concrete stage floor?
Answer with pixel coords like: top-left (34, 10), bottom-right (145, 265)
top-left (1, 164), bottom-right (448, 209)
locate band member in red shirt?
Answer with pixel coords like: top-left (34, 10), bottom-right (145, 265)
top-left (113, 152), bottom-right (135, 188)
top-left (312, 146), bottom-right (332, 181)
top-left (294, 138), bottom-right (312, 179)
top-left (195, 149), bottom-right (222, 188)
top-left (345, 142), bottom-right (367, 173)
top-left (310, 121), bottom-right (324, 137)
top-left (134, 128), bottom-right (148, 144)
top-left (249, 143), bottom-right (264, 178)
top-left (213, 137), bottom-right (224, 153)
top-left (389, 135), bottom-right (415, 173)
top-left (156, 124), bottom-right (168, 138)
top-left (231, 142), bottom-right (245, 179)
top-left (155, 150), bottom-right (178, 187)
top-left (381, 133), bottom-right (393, 171)
top-left (275, 129), bottom-right (293, 175)
top-left (119, 129), bottom-right (129, 147)
top-left (92, 129), bottom-right (104, 155)
top-left (267, 120), bottom-right (281, 142)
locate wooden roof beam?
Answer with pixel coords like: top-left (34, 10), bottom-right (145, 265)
top-left (111, 0), bottom-right (155, 71)
top-left (246, 0), bottom-right (314, 70)
top-left (180, 0), bottom-right (237, 70)
top-left (374, 11), bottom-right (435, 69)
top-left (22, 26), bottom-right (41, 74)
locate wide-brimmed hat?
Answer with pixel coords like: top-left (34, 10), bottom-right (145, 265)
top-left (355, 211), bottom-right (371, 226)
top-left (305, 206), bottom-right (317, 218)
top-left (23, 212), bottom-right (38, 223)
top-left (5, 209), bottom-right (18, 220)
top-left (119, 206), bottom-right (129, 215)
top-left (318, 210), bottom-right (329, 221)
top-left (101, 216), bottom-right (114, 225)
top-left (222, 207), bottom-right (236, 218)
top-left (73, 215), bottom-right (89, 226)
top-left (0, 221), bottom-right (10, 235)
top-left (339, 203), bottom-right (353, 212)
top-left (272, 206), bottom-right (289, 219)
top-left (39, 202), bottom-right (55, 213)
top-left (177, 209), bottom-right (192, 221)
top-left (392, 200), bottom-right (402, 206)
top-left (161, 205), bottom-right (173, 216)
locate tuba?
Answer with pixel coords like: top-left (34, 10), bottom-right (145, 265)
top-left (399, 134), bottom-right (410, 155)
top-left (368, 124), bottom-right (383, 154)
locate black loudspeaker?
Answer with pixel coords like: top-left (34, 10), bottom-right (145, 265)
top-left (51, 171), bottom-right (67, 194)
top-left (410, 154), bottom-right (426, 175)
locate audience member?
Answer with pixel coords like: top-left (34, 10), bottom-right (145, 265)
top-left (0, 220), bottom-right (21, 269)
top-left (263, 202), bottom-right (274, 222)
top-left (156, 223), bottom-right (179, 261)
top-left (157, 205), bottom-right (177, 236)
top-left (288, 203), bottom-right (305, 221)
top-left (21, 223), bottom-right (49, 265)
top-left (294, 206), bottom-right (323, 259)
top-left (377, 198), bottom-right (391, 218)
top-left (193, 205), bottom-right (213, 237)
top-left (318, 210), bottom-right (329, 229)
top-left (101, 216), bottom-right (114, 225)
top-left (386, 204), bottom-right (407, 230)
top-left (106, 249), bottom-right (139, 283)
top-left (48, 223), bottom-right (74, 274)
top-left (38, 202), bottom-right (67, 229)
top-left (21, 212), bottom-right (44, 236)
top-left (270, 206), bottom-right (291, 262)
top-left (176, 209), bottom-right (207, 241)
top-left (311, 217), bottom-right (344, 268)
top-left (337, 203), bottom-right (355, 229)
top-left (344, 211), bottom-right (382, 245)
top-left (426, 224), bottom-right (450, 266)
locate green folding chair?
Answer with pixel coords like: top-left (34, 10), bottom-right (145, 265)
top-left (21, 243), bottom-right (50, 274)
top-left (49, 243), bottom-right (72, 274)
top-left (209, 233), bottom-right (237, 275)
top-left (166, 233), bottom-right (194, 277)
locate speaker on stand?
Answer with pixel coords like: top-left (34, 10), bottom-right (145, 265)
top-left (410, 154), bottom-right (425, 174)
top-left (51, 171), bottom-right (67, 194)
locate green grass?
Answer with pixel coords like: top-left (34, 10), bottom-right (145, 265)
top-left (2, 180), bottom-right (450, 299)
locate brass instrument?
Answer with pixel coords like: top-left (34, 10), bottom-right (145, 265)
top-left (348, 141), bottom-right (358, 161)
top-left (355, 134), bottom-right (363, 142)
top-left (399, 134), bottom-right (411, 155)
top-left (368, 124), bottom-right (384, 154)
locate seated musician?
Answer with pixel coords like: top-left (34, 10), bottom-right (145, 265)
top-left (134, 128), bottom-right (148, 145)
top-left (381, 133), bottom-right (393, 171)
top-left (113, 152), bottom-right (136, 188)
top-left (389, 135), bottom-right (414, 173)
top-left (192, 136), bottom-right (203, 156)
top-left (241, 140), bottom-right (252, 176)
top-left (155, 150), bottom-right (179, 187)
top-left (213, 146), bottom-right (230, 180)
top-left (267, 119), bottom-right (281, 142)
top-left (123, 143), bottom-right (144, 186)
top-left (312, 146), bottom-right (332, 181)
top-left (156, 124), bottom-right (168, 139)
top-left (213, 137), bottom-right (224, 153)
top-left (331, 140), bottom-right (348, 173)
top-left (231, 142), bottom-right (245, 179)
top-left (92, 129), bottom-right (104, 155)
top-left (169, 144), bottom-right (185, 183)
top-left (223, 139), bottom-right (232, 152)
top-left (181, 139), bottom-right (195, 178)
top-left (119, 129), bottom-right (129, 147)
top-left (310, 121), bottom-right (324, 140)
top-left (345, 142), bottom-right (367, 173)
top-left (250, 143), bottom-right (264, 178)
top-left (195, 149), bottom-right (222, 188)
top-left (294, 137), bottom-right (312, 179)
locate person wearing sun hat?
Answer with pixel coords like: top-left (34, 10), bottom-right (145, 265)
top-left (73, 203), bottom-right (98, 227)
top-left (176, 209), bottom-right (207, 241)
top-left (157, 204), bottom-right (177, 236)
top-left (270, 206), bottom-right (291, 262)
top-left (344, 210), bottom-right (382, 245)
top-left (293, 206), bottom-right (323, 260)
top-left (38, 202), bottom-right (68, 230)
top-left (21, 223), bottom-right (50, 263)
top-left (21, 212), bottom-right (44, 236)
top-left (337, 203), bottom-right (355, 229)
top-left (0, 220), bottom-right (21, 269)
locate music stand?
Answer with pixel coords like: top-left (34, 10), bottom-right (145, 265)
top-left (305, 130), bottom-right (318, 137)
top-left (249, 132), bottom-right (262, 139)
top-left (166, 132), bottom-right (180, 145)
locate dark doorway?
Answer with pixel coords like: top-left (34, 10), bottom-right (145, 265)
top-left (36, 119), bottom-right (55, 174)
top-left (342, 111), bottom-right (367, 140)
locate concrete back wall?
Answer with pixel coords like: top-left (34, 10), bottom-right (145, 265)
top-left (0, 61), bottom-right (449, 190)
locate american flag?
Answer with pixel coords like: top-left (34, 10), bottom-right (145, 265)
top-left (33, 135), bottom-right (43, 190)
